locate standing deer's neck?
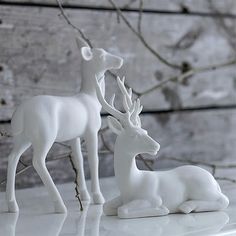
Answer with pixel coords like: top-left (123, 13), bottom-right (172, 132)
top-left (114, 140), bottom-right (139, 195)
top-left (80, 62), bottom-right (105, 97)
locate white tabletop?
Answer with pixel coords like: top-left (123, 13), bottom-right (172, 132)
top-left (0, 177), bottom-right (236, 236)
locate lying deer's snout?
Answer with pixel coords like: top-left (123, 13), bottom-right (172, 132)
top-left (146, 136), bottom-right (160, 155)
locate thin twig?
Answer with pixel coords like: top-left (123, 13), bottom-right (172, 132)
top-left (137, 154), bottom-right (153, 171)
top-left (19, 159), bottom-right (28, 168)
top-left (137, 0), bottom-right (143, 34)
top-left (215, 177), bottom-right (236, 183)
top-left (68, 154), bottom-right (83, 211)
top-left (55, 0), bottom-right (93, 48)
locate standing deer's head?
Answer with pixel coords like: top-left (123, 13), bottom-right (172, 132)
top-left (76, 38), bottom-right (123, 75)
top-left (95, 76), bottom-right (160, 156)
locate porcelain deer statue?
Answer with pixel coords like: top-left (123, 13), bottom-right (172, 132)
top-left (95, 76), bottom-right (229, 219)
top-left (6, 38), bottom-right (123, 213)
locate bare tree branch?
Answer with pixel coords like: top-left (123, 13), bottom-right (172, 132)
top-left (137, 58), bottom-right (236, 97)
top-left (107, 0), bottom-right (236, 100)
top-left (107, 0), bottom-right (182, 70)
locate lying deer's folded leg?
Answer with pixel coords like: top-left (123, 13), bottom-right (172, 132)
top-left (117, 199), bottom-right (169, 219)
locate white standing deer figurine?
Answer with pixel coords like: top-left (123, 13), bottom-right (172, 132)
top-left (95, 76), bottom-right (229, 219)
top-left (6, 38), bottom-right (123, 213)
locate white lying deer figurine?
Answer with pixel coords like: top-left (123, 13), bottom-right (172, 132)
top-left (95, 76), bottom-right (229, 219)
top-left (6, 38), bottom-right (123, 213)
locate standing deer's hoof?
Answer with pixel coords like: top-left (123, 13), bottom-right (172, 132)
top-left (8, 200), bottom-right (19, 213)
top-left (80, 189), bottom-right (91, 202)
top-left (54, 201), bottom-right (67, 214)
top-left (92, 192), bottom-right (105, 204)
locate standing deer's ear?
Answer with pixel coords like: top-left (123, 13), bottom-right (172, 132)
top-left (81, 47), bottom-right (93, 61)
top-left (107, 116), bottom-right (123, 135)
top-left (76, 37), bottom-right (89, 48)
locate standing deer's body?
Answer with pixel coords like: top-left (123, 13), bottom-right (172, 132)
top-left (95, 77), bottom-right (229, 219)
top-left (6, 38), bottom-right (123, 213)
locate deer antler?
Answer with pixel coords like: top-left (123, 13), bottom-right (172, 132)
top-left (117, 76), bottom-right (143, 127)
top-left (95, 75), bottom-right (132, 126)
top-left (95, 75), bottom-right (142, 127)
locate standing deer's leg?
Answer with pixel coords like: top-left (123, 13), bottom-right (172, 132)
top-left (71, 138), bottom-right (90, 201)
top-left (32, 141), bottom-right (67, 213)
top-left (85, 130), bottom-right (105, 204)
top-left (6, 135), bottom-right (31, 212)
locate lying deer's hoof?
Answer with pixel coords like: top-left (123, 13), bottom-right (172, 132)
top-left (92, 192), bottom-right (105, 204)
top-left (8, 200), bottom-right (19, 213)
top-left (80, 189), bottom-right (91, 202)
top-left (157, 205), bottom-right (169, 215)
top-left (178, 202), bottom-right (195, 214)
top-left (54, 201), bottom-right (67, 214)
top-left (117, 207), bottom-right (129, 218)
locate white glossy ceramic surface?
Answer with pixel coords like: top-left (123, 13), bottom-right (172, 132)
top-left (0, 177), bottom-right (236, 236)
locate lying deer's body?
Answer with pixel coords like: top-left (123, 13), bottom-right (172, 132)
top-left (95, 77), bottom-right (229, 219)
top-left (6, 39), bottom-right (123, 213)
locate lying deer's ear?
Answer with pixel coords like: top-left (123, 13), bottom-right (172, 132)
top-left (107, 116), bottom-right (123, 135)
top-left (81, 47), bottom-right (93, 61)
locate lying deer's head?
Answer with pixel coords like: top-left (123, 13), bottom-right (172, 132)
top-left (95, 76), bottom-right (160, 156)
top-left (76, 38), bottom-right (123, 74)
